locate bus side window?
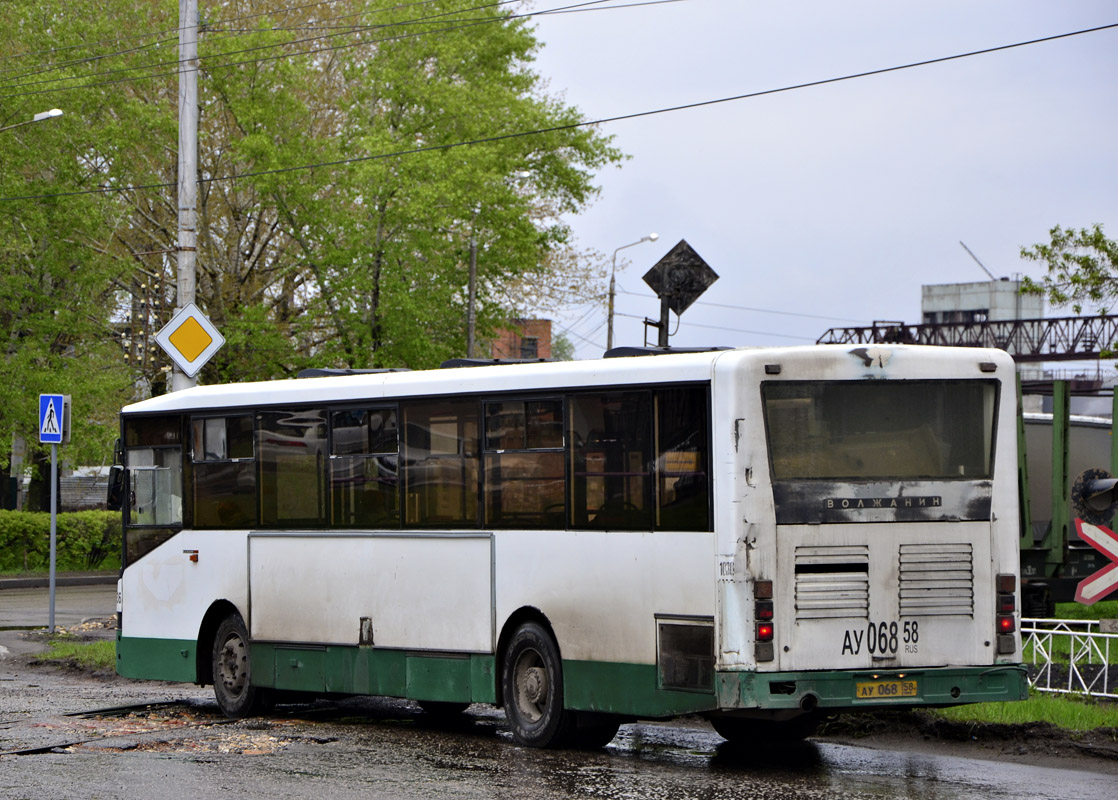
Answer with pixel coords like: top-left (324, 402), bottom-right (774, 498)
top-left (403, 401), bottom-right (479, 527)
top-left (568, 392), bottom-right (652, 530)
top-left (655, 387), bottom-right (711, 532)
top-left (259, 409), bottom-right (328, 527)
top-left (192, 415), bottom-right (256, 528)
top-left (330, 407), bottom-right (400, 528)
top-left (483, 399), bottom-right (565, 529)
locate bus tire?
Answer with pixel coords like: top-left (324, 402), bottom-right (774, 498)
top-left (212, 613), bottom-right (269, 718)
top-left (502, 622), bottom-right (574, 748)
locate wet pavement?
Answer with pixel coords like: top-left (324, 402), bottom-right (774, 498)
top-left (2, 669), bottom-right (1117, 800)
top-left (3, 584), bottom-right (1117, 798)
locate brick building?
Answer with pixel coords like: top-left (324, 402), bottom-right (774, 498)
top-left (490, 319), bottom-right (552, 360)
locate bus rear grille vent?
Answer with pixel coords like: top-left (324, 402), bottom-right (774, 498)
top-left (794, 545), bottom-right (869, 621)
top-left (658, 621), bottom-right (714, 692)
top-left (899, 543), bottom-right (974, 617)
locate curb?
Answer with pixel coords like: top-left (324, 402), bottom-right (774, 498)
top-left (0, 575), bottom-right (118, 590)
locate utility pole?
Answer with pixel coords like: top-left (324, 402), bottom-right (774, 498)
top-left (173, 0), bottom-right (199, 392)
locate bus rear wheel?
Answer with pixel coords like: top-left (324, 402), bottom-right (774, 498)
top-left (502, 622), bottom-right (575, 748)
top-left (212, 614), bottom-right (270, 718)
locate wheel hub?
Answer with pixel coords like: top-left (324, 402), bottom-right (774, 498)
top-left (523, 666), bottom-right (547, 705)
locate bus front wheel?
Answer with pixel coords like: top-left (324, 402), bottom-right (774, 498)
top-left (502, 622), bottom-right (574, 748)
top-left (212, 614), bottom-right (270, 718)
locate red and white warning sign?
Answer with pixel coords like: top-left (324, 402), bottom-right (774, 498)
top-left (1073, 519), bottom-right (1118, 606)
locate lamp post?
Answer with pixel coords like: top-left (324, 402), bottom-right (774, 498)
top-left (607, 233), bottom-right (658, 350)
top-left (0, 108), bottom-right (63, 134)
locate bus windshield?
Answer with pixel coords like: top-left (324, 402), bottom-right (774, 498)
top-left (763, 380), bottom-right (996, 481)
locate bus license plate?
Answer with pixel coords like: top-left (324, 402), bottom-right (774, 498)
top-left (855, 679), bottom-right (918, 700)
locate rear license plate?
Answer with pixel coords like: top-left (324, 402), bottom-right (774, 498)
top-left (855, 679), bottom-right (918, 700)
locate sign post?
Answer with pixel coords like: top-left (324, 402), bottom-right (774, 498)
top-left (1073, 519), bottom-right (1118, 605)
top-left (39, 393), bottom-right (69, 633)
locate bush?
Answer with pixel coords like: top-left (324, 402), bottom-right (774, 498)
top-left (0, 510), bottom-right (122, 573)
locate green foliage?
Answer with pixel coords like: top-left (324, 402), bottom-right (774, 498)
top-left (0, 0), bottom-right (621, 462)
top-left (1020, 224), bottom-right (1118, 316)
top-left (552, 333), bottom-right (575, 362)
top-left (0, 510), bottom-right (121, 572)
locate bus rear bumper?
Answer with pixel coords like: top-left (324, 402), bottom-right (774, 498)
top-left (715, 664), bottom-right (1029, 712)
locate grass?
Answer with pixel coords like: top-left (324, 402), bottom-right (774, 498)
top-left (1052, 600), bottom-right (1118, 621)
top-left (935, 693), bottom-right (1118, 731)
top-left (33, 637), bottom-right (116, 671)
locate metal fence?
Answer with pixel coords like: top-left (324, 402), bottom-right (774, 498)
top-left (1021, 617), bottom-right (1118, 699)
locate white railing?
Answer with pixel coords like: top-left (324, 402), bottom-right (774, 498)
top-left (1020, 617), bottom-right (1118, 699)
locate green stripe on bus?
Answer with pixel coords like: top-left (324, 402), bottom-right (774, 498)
top-left (563, 660), bottom-right (718, 717)
top-left (116, 634), bottom-right (197, 683)
top-left (248, 643), bottom-right (498, 704)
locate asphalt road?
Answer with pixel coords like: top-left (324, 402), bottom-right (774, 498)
top-left (2, 583), bottom-right (1117, 799)
top-left (0, 582), bottom-right (117, 632)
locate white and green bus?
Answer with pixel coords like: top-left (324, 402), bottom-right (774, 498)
top-left (114, 344), bottom-right (1027, 747)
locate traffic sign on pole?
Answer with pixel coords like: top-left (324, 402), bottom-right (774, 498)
top-left (1073, 519), bottom-right (1118, 605)
top-left (39, 394), bottom-right (68, 445)
top-left (155, 302), bottom-right (225, 378)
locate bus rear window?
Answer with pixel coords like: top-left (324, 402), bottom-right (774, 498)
top-left (763, 381), bottom-right (996, 480)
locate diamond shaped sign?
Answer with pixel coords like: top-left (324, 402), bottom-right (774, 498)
top-left (154, 302), bottom-right (225, 378)
top-left (642, 239), bottom-right (719, 315)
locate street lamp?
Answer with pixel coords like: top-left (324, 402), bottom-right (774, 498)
top-left (0, 108), bottom-right (63, 134)
top-left (607, 233), bottom-right (658, 350)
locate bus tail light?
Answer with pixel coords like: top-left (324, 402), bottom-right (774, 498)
top-left (996, 573), bottom-right (1017, 654)
top-left (755, 580), bottom-right (775, 662)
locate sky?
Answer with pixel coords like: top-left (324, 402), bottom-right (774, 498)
top-left (524, 0), bottom-right (1118, 360)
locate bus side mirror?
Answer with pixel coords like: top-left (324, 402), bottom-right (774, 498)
top-left (1071, 468), bottom-right (1118, 526)
top-left (107, 465), bottom-right (124, 511)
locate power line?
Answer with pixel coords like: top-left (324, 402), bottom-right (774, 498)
top-left (0, 0), bottom-right (534, 94)
top-left (0, 0), bottom-right (407, 68)
top-left (2, 21), bottom-right (1114, 203)
top-left (614, 312), bottom-right (815, 341)
top-left (0, 0), bottom-right (610, 100)
top-left (616, 287), bottom-right (871, 324)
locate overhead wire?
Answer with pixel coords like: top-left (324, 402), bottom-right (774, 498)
top-left (0, 0), bottom-right (531, 93)
top-left (614, 312), bottom-right (816, 341)
top-left (1, 20), bottom-right (1115, 203)
top-left (616, 287), bottom-right (872, 325)
top-left (0, 0), bottom-right (612, 99)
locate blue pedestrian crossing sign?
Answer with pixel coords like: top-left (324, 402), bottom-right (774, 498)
top-left (39, 394), bottom-right (69, 445)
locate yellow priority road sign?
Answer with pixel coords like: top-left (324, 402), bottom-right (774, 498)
top-left (154, 303), bottom-right (225, 378)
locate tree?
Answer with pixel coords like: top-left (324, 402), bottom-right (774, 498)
top-left (0, 0), bottom-right (621, 487)
top-left (1020, 224), bottom-right (1118, 314)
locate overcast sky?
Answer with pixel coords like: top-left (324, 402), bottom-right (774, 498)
top-left (526, 0), bottom-right (1118, 359)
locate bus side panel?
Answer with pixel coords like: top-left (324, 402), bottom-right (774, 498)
top-left (496, 530), bottom-right (717, 717)
top-left (248, 533), bottom-right (493, 652)
top-left (117, 530), bottom-right (250, 682)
